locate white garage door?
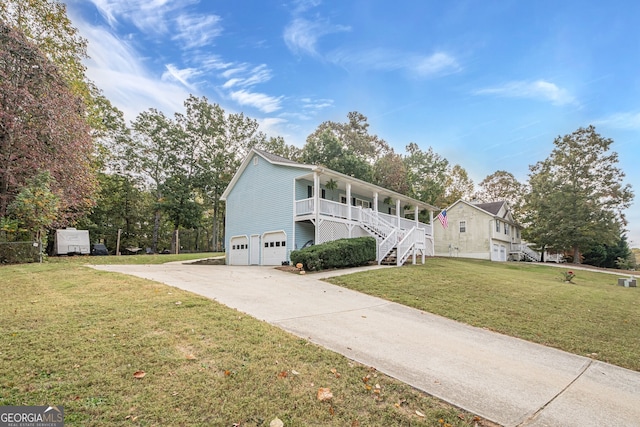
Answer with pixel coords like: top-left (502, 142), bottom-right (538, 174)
top-left (499, 244), bottom-right (507, 261)
top-left (262, 231), bottom-right (287, 265)
top-left (229, 236), bottom-right (249, 265)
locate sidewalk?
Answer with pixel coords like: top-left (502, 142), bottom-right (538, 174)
top-left (89, 263), bottom-right (640, 427)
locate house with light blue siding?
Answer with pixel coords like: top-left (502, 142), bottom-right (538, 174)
top-left (221, 149), bottom-right (439, 266)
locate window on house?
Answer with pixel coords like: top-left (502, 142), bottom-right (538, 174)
top-left (355, 198), bottom-right (371, 208)
top-left (389, 207), bottom-right (396, 215)
top-left (460, 221), bottom-right (467, 233)
top-left (307, 185), bottom-right (313, 198)
top-left (253, 156), bottom-right (259, 166)
top-left (321, 189), bottom-right (326, 199)
top-left (496, 221), bottom-right (500, 233)
top-left (281, 241), bottom-right (286, 247)
top-left (264, 242), bottom-right (269, 248)
top-left (505, 224), bottom-right (510, 235)
top-left (276, 241), bottom-right (281, 247)
top-left (270, 242), bottom-right (275, 247)
top-left (340, 195), bottom-right (347, 204)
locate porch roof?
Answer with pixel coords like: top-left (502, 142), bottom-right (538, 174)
top-left (222, 148), bottom-right (438, 212)
top-left (297, 167), bottom-right (438, 213)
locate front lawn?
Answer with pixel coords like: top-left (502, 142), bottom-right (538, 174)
top-left (0, 262), bottom-right (486, 426)
top-left (46, 252), bottom-right (222, 265)
top-left (326, 258), bottom-right (640, 372)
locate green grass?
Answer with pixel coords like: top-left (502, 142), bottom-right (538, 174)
top-left (0, 262), bottom-right (485, 427)
top-left (327, 258), bottom-right (640, 372)
top-left (46, 252), bottom-right (222, 265)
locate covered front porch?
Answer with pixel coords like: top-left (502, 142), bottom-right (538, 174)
top-left (293, 168), bottom-right (438, 265)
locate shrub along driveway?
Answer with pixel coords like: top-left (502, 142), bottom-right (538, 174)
top-left (90, 262), bottom-right (640, 427)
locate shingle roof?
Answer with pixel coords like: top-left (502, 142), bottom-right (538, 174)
top-left (473, 201), bottom-right (505, 216)
top-left (253, 148), bottom-right (302, 166)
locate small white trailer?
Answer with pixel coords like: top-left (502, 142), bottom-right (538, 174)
top-left (53, 228), bottom-right (90, 255)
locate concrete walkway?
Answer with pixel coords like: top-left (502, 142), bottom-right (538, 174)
top-left (89, 263), bottom-right (640, 427)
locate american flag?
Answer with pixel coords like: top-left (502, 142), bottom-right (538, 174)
top-left (437, 210), bottom-right (448, 228)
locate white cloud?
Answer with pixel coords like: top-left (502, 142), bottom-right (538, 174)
top-left (475, 80), bottom-right (576, 106)
top-left (594, 111), bottom-right (640, 130)
top-left (229, 90), bottom-right (283, 113)
top-left (327, 49), bottom-right (461, 77)
top-left (173, 14), bottom-right (223, 49)
top-left (70, 11), bottom-right (188, 122)
top-left (162, 64), bottom-right (199, 91)
top-left (86, 0), bottom-right (192, 34)
top-left (283, 18), bottom-right (350, 56)
top-left (302, 98), bottom-right (334, 110)
top-left (414, 52), bottom-right (461, 77)
top-left (221, 64), bottom-right (272, 89)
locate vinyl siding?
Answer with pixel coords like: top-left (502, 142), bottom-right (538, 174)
top-left (224, 153), bottom-right (305, 261)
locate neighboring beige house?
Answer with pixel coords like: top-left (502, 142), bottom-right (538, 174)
top-left (434, 200), bottom-right (534, 261)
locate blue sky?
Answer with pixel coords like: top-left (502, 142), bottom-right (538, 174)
top-left (63, 0), bottom-right (640, 246)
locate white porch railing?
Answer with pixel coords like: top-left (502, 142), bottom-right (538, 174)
top-left (319, 199), bottom-right (349, 218)
top-left (396, 227), bottom-right (421, 266)
top-left (296, 198), bottom-right (314, 216)
top-left (295, 197), bottom-right (433, 264)
top-left (511, 243), bottom-right (541, 262)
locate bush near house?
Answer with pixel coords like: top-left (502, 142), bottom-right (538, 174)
top-left (291, 237), bottom-right (376, 271)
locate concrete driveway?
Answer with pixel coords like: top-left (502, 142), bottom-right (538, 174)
top-left (89, 263), bottom-right (640, 427)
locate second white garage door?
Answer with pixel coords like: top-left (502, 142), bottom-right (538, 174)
top-left (262, 231), bottom-right (287, 265)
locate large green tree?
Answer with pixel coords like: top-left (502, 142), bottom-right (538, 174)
top-left (441, 164), bottom-right (475, 207)
top-left (404, 143), bottom-right (450, 206)
top-left (523, 126), bottom-right (633, 263)
top-left (305, 112), bottom-right (391, 163)
top-left (0, 22), bottom-right (97, 226)
top-left (476, 170), bottom-right (526, 221)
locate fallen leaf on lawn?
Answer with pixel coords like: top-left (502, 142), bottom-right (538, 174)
top-left (269, 417), bottom-right (284, 427)
top-left (329, 405), bottom-right (334, 416)
top-left (458, 413), bottom-right (466, 420)
top-left (351, 421), bottom-right (360, 427)
top-left (175, 301), bottom-right (182, 305)
top-left (362, 375), bottom-right (370, 383)
top-left (224, 370), bottom-right (231, 376)
top-left (394, 403), bottom-right (400, 408)
top-left (133, 370), bottom-right (146, 379)
top-left (185, 354), bottom-right (197, 360)
top-left (415, 410), bottom-right (425, 418)
top-left (277, 370), bottom-right (288, 379)
top-left (330, 368), bottom-right (341, 378)
top-left (291, 369), bottom-right (300, 376)
top-left (317, 387), bottom-right (333, 401)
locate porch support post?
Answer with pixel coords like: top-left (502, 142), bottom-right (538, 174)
top-left (346, 183), bottom-right (352, 221)
top-left (314, 171), bottom-right (320, 244)
top-left (396, 199), bottom-right (401, 228)
top-left (373, 192), bottom-right (378, 212)
top-left (415, 206), bottom-right (419, 226)
top-left (429, 210), bottom-right (434, 262)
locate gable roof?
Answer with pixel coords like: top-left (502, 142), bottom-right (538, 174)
top-left (473, 201), bottom-right (506, 216)
top-left (221, 148), bottom-right (438, 212)
top-left (252, 148), bottom-right (301, 166)
top-left (445, 199), bottom-right (519, 225)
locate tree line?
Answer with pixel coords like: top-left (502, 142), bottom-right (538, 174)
top-left (0, 0), bottom-right (634, 267)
